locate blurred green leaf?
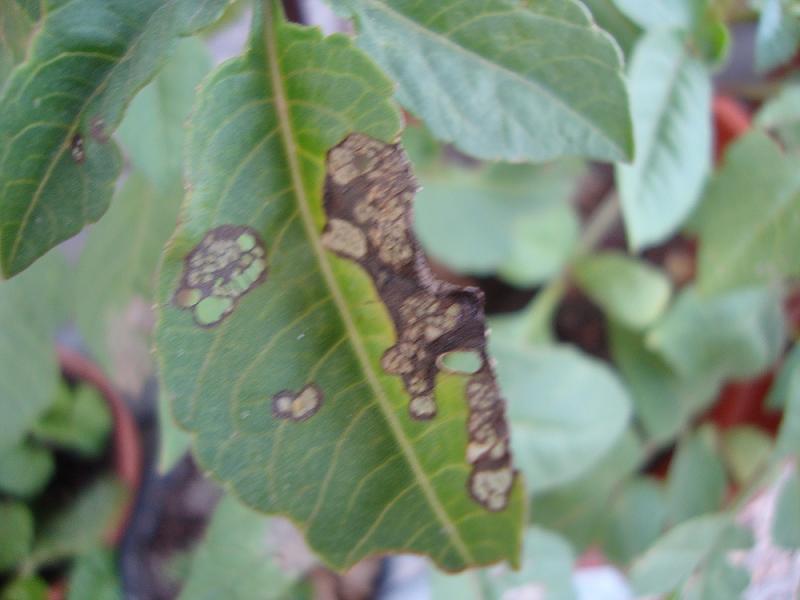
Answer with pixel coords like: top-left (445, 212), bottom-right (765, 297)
top-left (335, 0), bottom-right (633, 162)
top-left (67, 548), bottom-right (121, 600)
top-left (0, 0), bottom-right (41, 88)
top-left (414, 162), bottom-right (581, 282)
top-left (617, 30), bottom-right (712, 249)
top-left (756, 81), bottom-right (800, 152)
top-left (33, 383), bottom-right (111, 457)
top-left (0, 577), bottom-right (47, 600)
top-left (180, 495), bottom-right (308, 600)
top-left (0, 441), bottom-right (53, 498)
top-left (694, 132), bottom-right (800, 295)
top-left (0, 0), bottom-right (231, 276)
top-left (602, 477), bottom-right (667, 565)
top-left (666, 426), bottom-right (727, 524)
top-left (777, 361), bottom-right (800, 456)
top-left (580, 0), bottom-right (641, 56)
top-left (631, 513), bottom-right (751, 597)
top-left (430, 527), bottom-right (577, 600)
top-left (493, 342), bottom-right (632, 494)
top-left (573, 252), bottom-right (671, 329)
top-left (755, 0), bottom-right (800, 72)
top-left (0, 502), bottom-right (33, 571)
top-left (157, 387), bottom-right (191, 473)
top-left (721, 426), bottom-right (774, 486)
top-left (647, 286), bottom-right (785, 382)
top-left (767, 343), bottom-right (800, 410)
top-left (773, 470), bottom-right (800, 549)
top-left (612, 0), bottom-right (697, 29)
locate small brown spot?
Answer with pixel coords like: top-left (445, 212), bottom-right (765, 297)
top-left (90, 117), bottom-right (109, 142)
top-left (70, 134), bottom-right (85, 163)
top-left (272, 384), bottom-right (323, 422)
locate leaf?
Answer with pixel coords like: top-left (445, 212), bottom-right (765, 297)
top-left (756, 81), bottom-right (800, 152)
top-left (580, 0), bottom-right (641, 57)
top-left (0, 441), bottom-right (53, 498)
top-left (180, 495), bottom-right (310, 600)
top-left (616, 30), bottom-right (712, 249)
top-left (0, 577), bottom-right (47, 600)
top-left (155, 4), bottom-right (523, 571)
top-left (721, 426), bottom-right (774, 487)
top-left (611, 0), bottom-right (696, 30)
top-left (630, 513), bottom-right (750, 596)
top-left (777, 360), bottom-right (800, 457)
top-left (492, 343), bottom-right (632, 494)
top-left (694, 132), bottom-right (800, 295)
top-left (334, 0), bottom-right (633, 162)
top-left (66, 549), bottom-right (121, 600)
top-left (646, 286), bottom-right (785, 382)
top-left (0, 502), bottom-right (33, 571)
top-left (772, 470), bottom-right (800, 549)
top-left (572, 252), bottom-right (671, 329)
top-left (157, 386), bottom-right (191, 473)
top-left (602, 477), bottom-right (667, 565)
top-left (0, 0), bottom-right (230, 276)
top-left (32, 382), bottom-right (112, 457)
top-left (665, 426), bottom-right (727, 524)
top-left (0, 0), bottom-right (41, 89)
top-left (413, 161), bottom-right (581, 282)
top-left (767, 343), bottom-right (800, 410)
top-left (609, 323), bottom-right (720, 444)
top-left (430, 527), bottom-right (577, 600)
top-left (755, 0), bottom-right (800, 73)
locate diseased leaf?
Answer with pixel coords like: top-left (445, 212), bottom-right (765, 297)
top-left (617, 30), bottom-right (712, 249)
top-left (756, 81), bottom-right (800, 152)
top-left (156, 4), bottom-right (523, 571)
top-left (0, 0), bottom-right (231, 276)
top-left (0, 502), bottom-right (33, 571)
top-left (66, 548), bottom-right (122, 600)
top-left (694, 132), bottom-right (800, 295)
top-left (773, 470), bottom-right (800, 549)
top-left (0, 441), bottom-right (53, 498)
top-left (572, 252), bottom-right (672, 329)
top-left (493, 342), bottom-right (632, 494)
top-left (334, 0), bottom-right (633, 162)
top-left (755, 0), bottom-right (800, 73)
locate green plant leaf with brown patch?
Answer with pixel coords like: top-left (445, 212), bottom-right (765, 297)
top-left (155, 2), bottom-right (524, 572)
top-left (0, 0), bottom-right (231, 277)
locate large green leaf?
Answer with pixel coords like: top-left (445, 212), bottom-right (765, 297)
top-left (334, 0), bottom-right (633, 162)
top-left (694, 132), bottom-right (800, 296)
top-left (0, 0), bottom-right (230, 276)
top-left (617, 30), bottom-right (712, 249)
top-left (156, 4), bottom-right (523, 572)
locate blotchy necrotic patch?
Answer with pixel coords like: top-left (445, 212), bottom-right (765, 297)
top-left (272, 384), bottom-right (324, 422)
top-left (174, 225), bottom-right (267, 327)
top-left (322, 134), bottom-right (516, 512)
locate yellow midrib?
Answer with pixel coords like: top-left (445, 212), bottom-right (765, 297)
top-left (261, 2), bottom-right (473, 565)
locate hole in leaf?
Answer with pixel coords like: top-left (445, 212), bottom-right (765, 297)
top-left (437, 350), bottom-right (483, 375)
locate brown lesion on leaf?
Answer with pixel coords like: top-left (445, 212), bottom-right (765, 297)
top-left (173, 225), bottom-right (268, 327)
top-left (272, 384), bottom-right (324, 422)
top-left (90, 117), bottom-right (109, 143)
top-left (322, 133), bottom-right (516, 512)
top-left (70, 133), bottom-right (85, 163)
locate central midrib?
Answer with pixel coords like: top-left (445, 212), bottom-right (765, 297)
top-left (261, 3), bottom-right (473, 565)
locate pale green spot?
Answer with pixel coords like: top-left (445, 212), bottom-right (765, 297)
top-left (440, 350), bottom-right (483, 374)
top-left (195, 296), bottom-right (233, 326)
top-left (237, 233), bottom-right (256, 251)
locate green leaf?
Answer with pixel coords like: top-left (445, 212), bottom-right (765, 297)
top-left (610, 323), bottom-right (720, 444)
top-left (32, 383), bottom-right (111, 457)
top-left (156, 5), bottom-right (523, 571)
top-left (413, 161), bottom-right (581, 282)
top-left (0, 441), bottom-right (53, 498)
top-left (646, 286), bottom-right (785, 382)
top-left (0, 577), bottom-right (47, 600)
top-left (755, 0), bottom-right (800, 72)
top-left (777, 360), bottom-right (800, 456)
top-left (493, 343), bottom-right (632, 494)
top-left (430, 527), bottom-right (577, 600)
top-left (0, 1), bottom-right (41, 88)
top-left (0, 502), bottom-right (33, 571)
top-left (611, 0), bottom-right (696, 29)
top-left (0, 0), bottom-right (230, 276)
top-left (694, 132), bottom-right (800, 295)
top-left (773, 470), bottom-right (800, 549)
top-left (721, 426), bottom-right (774, 486)
top-left (67, 548), bottom-right (121, 600)
top-left (335, 0), bottom-right (633, 162)
top-left (157, 387), bottom-right (191, 473)
top-left (580, 0), bottom-right (641, 57)
top-left (756, 81), bottom-right (800, 152)
top-left (769, 343), bottom-right (800, 410)
top-left (572, 252), bottom-right (672, 329)
top-left (602, 477), bottom-right (667, 565)
top-left (617, 30), bottom-right (712, 249)
top-left (630, 513), bottom-right (751, 596)
top-left (666, 426), bottom-right (727, 524)
top-left (180, 495), bottom-right (308, 600)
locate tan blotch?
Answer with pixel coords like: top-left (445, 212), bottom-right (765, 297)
top-left (272, 384), bottom-right (323, 422)
top-left (469, 466), bottom-right (514, 512)
top-left (322, 218), bottom-right (367, 260)
top-left (409, 395), bottom-right (436, 420)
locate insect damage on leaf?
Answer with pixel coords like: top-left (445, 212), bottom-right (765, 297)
top-left (272, 384), bottom-right (324, 422)
top-left (174, 225), bottom-right (267, 327)
top-left (323, 133), bottom-right (516, 512)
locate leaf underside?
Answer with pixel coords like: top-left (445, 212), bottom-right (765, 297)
top-left (156, 4), bottom-right (524, 572)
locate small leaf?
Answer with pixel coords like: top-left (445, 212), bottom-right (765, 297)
top-left (755, 0), bottom-right (800, 73)
top-left (0, 577), bottom-right (47, 600)
top-left (721, 426), bottom-right (774, 486)
top-left (602, 477), bottom-right (667, 566)
top-left (666, 426), bottom-right (727, 524)
top-left (180, 495), bottom-right (310, 600)
top-left (0, 502), bottom-right (33, 571)
top-left (777, 362), bottom-right (800, 457)
top-left (647, 286), bottom-right (785, 382)
top-left (616, 30), bottom-right (712, 249)
top-left (769, 343), bottom-right (800, 410)
top-left (66, 548), bottom-right (121, 600)
top-left (0, 441), bottom-right (53, 498)
top-left (756, 81), bottom-right (800, 152)
top-left (572, 252), bottom-right (671, 329)
top-left (772, 470), bottom-right (800, 549)
top-left (32, 383), bottom-right (111, 457)
top-left (493, 343), bottom-right (632, 494)
top-left (0, 0), bottom-right (230, 276)
top-left (335, 0), bottom-right (633, 162)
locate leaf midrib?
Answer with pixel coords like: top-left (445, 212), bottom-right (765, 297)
top-left (262, 2), bottom-right (473, 565)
